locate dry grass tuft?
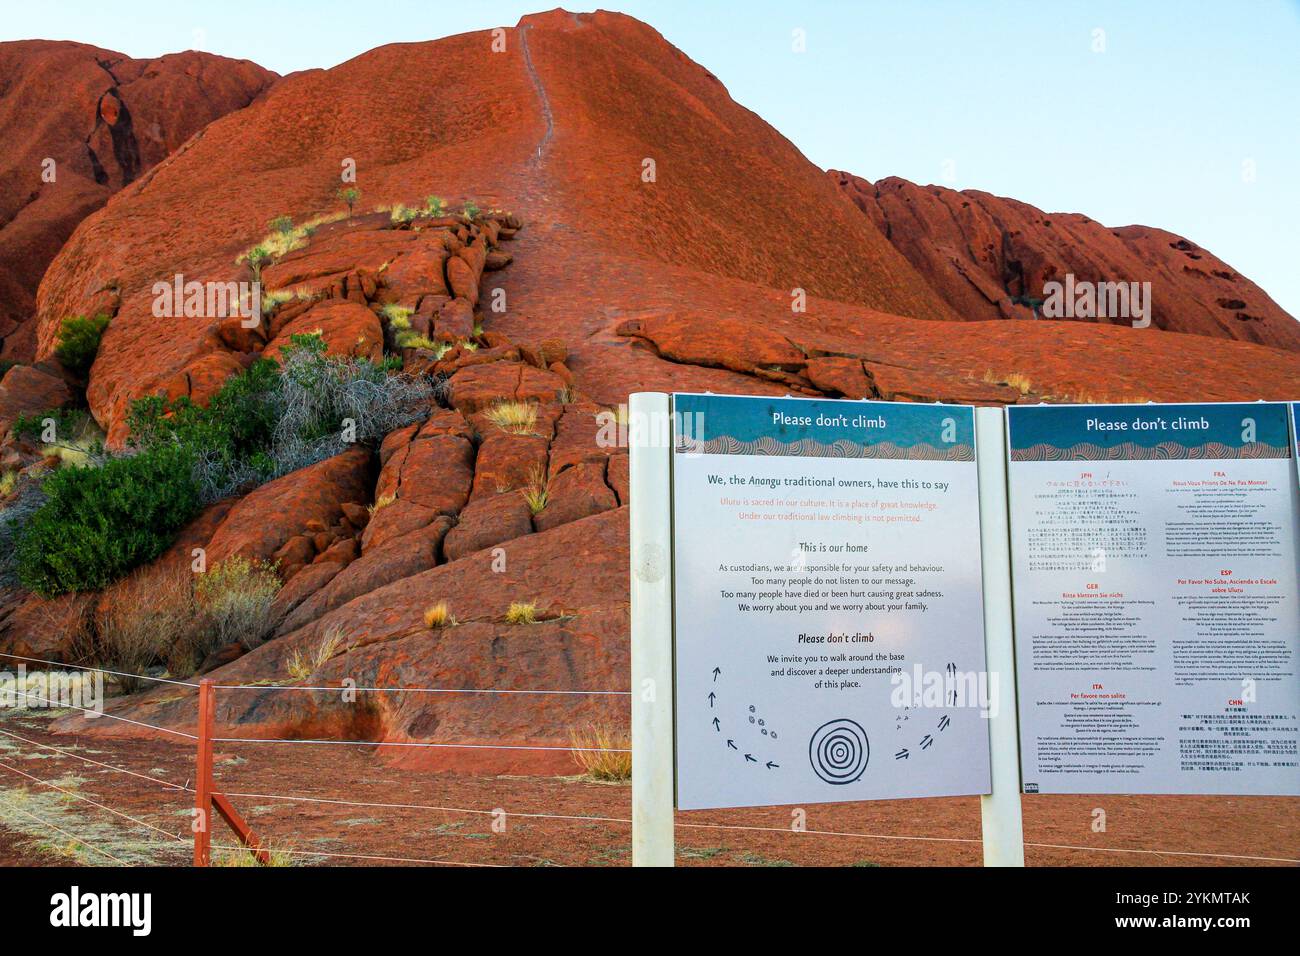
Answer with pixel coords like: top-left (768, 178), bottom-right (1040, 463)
top-left (485, 401), bottom-right (538, 435)
top-left (521, 464), bottom-right (548, 515)
top-left (568, 724), bottom-right (632, 781)
top-left (286, 625), bottom-right (349, 681)
top-left (380, 305), bottom-right (413, 327)
top-left (423, 601), bottom-right (456, 629)
top-left (982, 370), bottom-right (1033, 395)
top-left (395, 331), bottom-right (439, 351)
top-left (1054, 390), bottom-right (1152, 405)
top-left (195, 556), bottom-right (280, 652)
top-left (213, 844), bottom-right (299, 867)
top-left (504, 602), bottom-right (538, 625)
top-left (96, 563), bottom-right (203, 689)
top-left (387, 204), bottom-right (419, 224)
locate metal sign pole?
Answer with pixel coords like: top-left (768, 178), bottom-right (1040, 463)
top-left (630, 391), bottom-right (675, 866)
top-left (974, 406), bottom-right (1026, 866)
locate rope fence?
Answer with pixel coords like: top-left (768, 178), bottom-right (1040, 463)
top-left (0, 651), bottom-right (1294, 867)
top-left (0, 650), bottom-right (632, 696)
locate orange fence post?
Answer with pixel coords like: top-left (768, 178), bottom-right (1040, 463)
top-left (193, 678), bottom-right (214, 867)
top-left (193, 676), bottom-right (268, 865)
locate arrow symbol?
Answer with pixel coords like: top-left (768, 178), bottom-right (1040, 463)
top-left (744, 753), bottom-right (757, 763)
top-left (938, 715), bottom-right (950, 731)
top-left (765, 761), bottom-right (779, 770)
top-left (726, 739), bottom-right (737, 750)
top-left (895, 749), bottom-right (909, 760)
top-left (712, 717), bottom-right (720, 731)
top-left (708, 692), bottom-right (716, 708)
top-left (920, 734), bottom-right (934, 749)
top-left (712, 667), bottom-right (721, 682)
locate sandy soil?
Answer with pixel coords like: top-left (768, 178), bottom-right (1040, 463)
top-left (0, 712), bottom-right (1294, 868)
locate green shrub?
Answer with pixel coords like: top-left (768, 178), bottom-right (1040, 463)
top-left (127, 333), bottom-right (429, 504)
top-left (16, 444), bottom-right (201, 595)
top-left (126, 355), bottom-right (280, 489)
top-left (16, 333), bottom-right (432, 596)
top-left (54, 314), bottom-right (111, 376)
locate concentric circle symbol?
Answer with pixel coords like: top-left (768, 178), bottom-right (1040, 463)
top-left (808, 718), bottom-right (869, 785)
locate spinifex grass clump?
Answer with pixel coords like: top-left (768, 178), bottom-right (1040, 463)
top-left (505, 601), bottom-right (538, 625)
top-left (238, 212), bottom-right (349, 273)
top-left (568, 724), bottom-right (632, 781)
top-left (521, 464), bottom-right (548, 515)
top-left (484, 401), bottom-right (538, 435)
top-left (286, 626), bottom-right (348, 681)
top-left (423, 601), bottom-right (456, 629)
top-left (395, 332), bottom-right (440, 351)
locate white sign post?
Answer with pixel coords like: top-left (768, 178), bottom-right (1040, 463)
top-left (629, 391), bottom-right (675, 866)
top-left (974, 406), bottom-right (1025, 866)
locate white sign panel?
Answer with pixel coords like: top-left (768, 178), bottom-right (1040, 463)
top-left (1007, 402), bottom-right (1300, 795)
top-left (671, 394), bottom-right (992, 810)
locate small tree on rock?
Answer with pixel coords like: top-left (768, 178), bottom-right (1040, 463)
top-left (339, 186), bottom-right (361, 218)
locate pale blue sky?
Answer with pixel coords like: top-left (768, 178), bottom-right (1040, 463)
top-left (8, 1), bottom-right (1299, 320)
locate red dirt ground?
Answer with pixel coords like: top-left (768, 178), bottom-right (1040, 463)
top-left (0, 714), bottom-right (1294, 868)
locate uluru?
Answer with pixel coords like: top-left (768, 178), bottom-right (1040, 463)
top-left (0, 6), bottom-right (1295, 872)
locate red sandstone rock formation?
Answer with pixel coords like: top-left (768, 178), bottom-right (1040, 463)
top-left (0, 40), bottom-right (277, 359)
top-left (830, 171), bottom-right (1300, 350)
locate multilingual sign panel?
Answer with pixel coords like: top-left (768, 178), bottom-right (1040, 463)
top-left (671, 394), bottom-right (992, 810)
top-left (1007, 402), bottom-right (1300, 795)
